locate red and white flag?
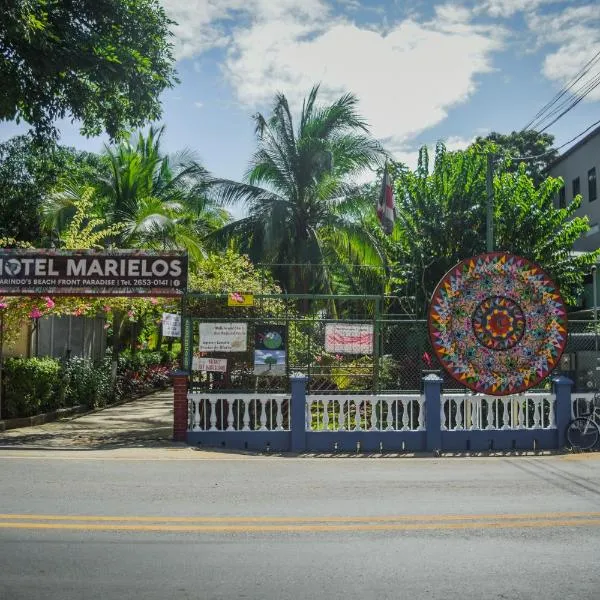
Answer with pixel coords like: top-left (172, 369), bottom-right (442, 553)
top-left (377, 164), bottom-right (395, 235)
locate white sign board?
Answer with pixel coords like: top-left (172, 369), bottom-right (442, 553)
top-left (324, 323), bottom-right (373, 355)
top-left (161, 313), bottom-right (181, 338)
top-left (192, 356), bottom-right (228, 372)
top-left (199, 322), bottom-right (247, 352)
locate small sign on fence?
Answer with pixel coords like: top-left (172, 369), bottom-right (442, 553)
top-left (199, 322), bottom-right (247, 352)
top-left (192, 356), bottom-right (228, 372)
top-left (254, 324), bottom-right (287, 375)
top-left (227, 292), bottom-right (254, 307)
top-left (161, 313), bottom-right (181, 338)
top-left (324, 323), bottom-right (373, 354)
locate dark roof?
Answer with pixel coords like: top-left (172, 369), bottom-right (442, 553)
top-left (548, 123), bottom-right (600, 171)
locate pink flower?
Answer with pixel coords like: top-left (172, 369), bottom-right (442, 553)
top-left (150, 297), bottom-right (158, 305)
top-left (74, 308), bottom-right (83, 317)
top-left (30, 307), bottom-right (42, 319)
top-left (45, 297), bottom-right (55, 309)
top-left (103, 305), bottom-right (111, 312)
top-left (127, 310), bottom-right (134, 318)
top-left (334, 354), bottom-right (342, 361)
top-left (0, 302), bottom-right (7, 310)
top-left (103, 323), bottom-right (110, 330)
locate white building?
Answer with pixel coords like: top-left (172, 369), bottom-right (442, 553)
top-left (549, 123), bottom-right (600, 252)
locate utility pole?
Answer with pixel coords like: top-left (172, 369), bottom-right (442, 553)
top-left (486, 153), bottom-right (495, 252)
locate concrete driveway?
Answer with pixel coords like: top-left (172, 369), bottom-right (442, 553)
top-left (0, 389), bottom-right (176, 450)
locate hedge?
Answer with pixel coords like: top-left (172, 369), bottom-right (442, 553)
top-left (2, 349), bottom-right (177, 419)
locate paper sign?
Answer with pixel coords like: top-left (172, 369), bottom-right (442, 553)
top-left (162, 313), bottom-right (181, 338)
top-left (254, 324), bottom-right (287, 375)
top-left (324, 323), bottom-right (373, 355)
top-left (227, 292), bottom-right (254, 307)
top-left (199, 322), bottom-right (247, 352)
top-left (192, 356), bottom-right (228, 372)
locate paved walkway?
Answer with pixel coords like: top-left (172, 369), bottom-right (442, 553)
top-left (0, 390), bottom-right (177, 450)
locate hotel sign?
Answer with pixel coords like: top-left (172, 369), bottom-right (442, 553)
top-left (0, 250), bottom-right (188, 296)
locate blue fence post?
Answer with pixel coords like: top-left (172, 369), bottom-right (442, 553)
top-left (423, 373), bottom-right (443, 453)
top-left (290, 374), bottom-right (308, 453)
top-left (552, 375), bottom-right (573, 449)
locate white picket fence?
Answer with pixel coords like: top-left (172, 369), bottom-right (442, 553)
top-left (441, 392), bottom-right (556, 430)
top-left (188, 393), bottom-right (290, 431)
top-left (571, 392), bottom-right (599, 418)
top-left (306, 394), bottom-right (425, 432)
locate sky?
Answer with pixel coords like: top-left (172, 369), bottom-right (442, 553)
top-left (1, 0), bottom-right (599, 192)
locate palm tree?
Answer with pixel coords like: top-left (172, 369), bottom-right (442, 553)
top-left (208, 85), bottom-right (386, 295)
top-left (42, 126), bottom-right (229, 262)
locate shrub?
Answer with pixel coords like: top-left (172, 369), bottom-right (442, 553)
top-left (3, 357), bottom-right (63, 418)
top-left (64, 357), bottom-right (112, 409)
top-left (114, 349), bottom-right (175, 400)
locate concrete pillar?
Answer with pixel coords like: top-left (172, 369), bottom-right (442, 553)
top-left (423, 373), bottom-right (443, 453)
top-left (552, 375), bottom-right (574, 449)
top-left (172, 370), bottom-right (189, 442)
top-left (290, 375), bottom-right (308, 453)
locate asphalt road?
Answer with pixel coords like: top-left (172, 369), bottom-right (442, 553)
top-left (1, 450), bottom-right (600, 600)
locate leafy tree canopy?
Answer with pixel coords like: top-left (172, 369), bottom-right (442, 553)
top-left (0, 0), bottom-right (177, 140)
top-left (42, 126), bottom-right (229, 262)
top-left (392, 143), bottom-right (598, 317)
top-left (209, 84), bottom-right (385, 295)
top-left (474, 130), bottom-right (558, 186)
top-left (0, 135), bottom-right (104, 243)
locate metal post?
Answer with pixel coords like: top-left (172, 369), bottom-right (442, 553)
top-left (180, 294), bottom-right (186, 371)
top-left (593, 266), bottom-right (598, 353)
top-left (486, 153), bottom-right (495, 253)
top-left (373, 297), bottom-right (380, 393)
top-left (0, 312), bottom-right (4, 420)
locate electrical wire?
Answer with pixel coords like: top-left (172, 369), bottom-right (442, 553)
top-left (522, 48), bottom-right (600, 132)
top-left (507, 118), bottom-right (600, 163)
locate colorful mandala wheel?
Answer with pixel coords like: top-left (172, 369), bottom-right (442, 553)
top-left (428, 252), bottom-right (568, 396)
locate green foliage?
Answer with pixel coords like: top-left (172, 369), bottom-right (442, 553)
top-left (0, 0), bottom-right (177, 140)
top-left (494, 165), bottom-right (600, 305)
top-left (393, 143), bottom-right (488, 316)
top-left (43, 127), bottom-right (229, 264)
top-left (58, 187), bottom-right (125, 249)
top-left (189, 249), bottom-right (280, 294)
top-left (474, 130), bottom-right (558, 186)
top-left (0, 135), bottom-right (104, 243)
top-left (116, 348), bottom-right (173, 398)
top-left (208, 84), bottom-right (385, 295)
top-left (64, 357), bottom-right (112, 409)
top-left (3, 357), bottom-right (62, 417)
top-left (392, 143), bottom-right (597, 316)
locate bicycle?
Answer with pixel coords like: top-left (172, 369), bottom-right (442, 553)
top-left (566, 392), bottom-right (600, 450)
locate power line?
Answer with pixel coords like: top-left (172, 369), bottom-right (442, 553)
top-left (521, 47), bottom-right (600, 133)
top-left (537, 73), bottom-right (600, 133)
top-left (507, 118), bottom-right (600, 163)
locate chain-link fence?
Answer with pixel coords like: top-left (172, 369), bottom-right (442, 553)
top-left (182, 294), bottom-right (600, 393)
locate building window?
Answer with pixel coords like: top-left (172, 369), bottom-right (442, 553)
top-left (589, 167), bottom-right (597, 202)
top-left (572, 176), bottom-right (580, 200)
top-left (558, 186), bottom-right (566, 209)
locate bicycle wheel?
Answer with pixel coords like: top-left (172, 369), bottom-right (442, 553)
top-left (566, 417), bottom-right (600, 450)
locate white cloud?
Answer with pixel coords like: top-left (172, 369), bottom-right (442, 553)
top-left (478, 0), bottom-right (561, 18)
top-left (220, 2), bottom-right (503, 159)
top-left (160, 1), bottom-right (504, 160)
top-left (194, 101), bottom-right (204, 109)
top-left (162, 0), bottom-right (329, 60)
top-left (442, 135), bottom-right (475, 151)
top-left (527, 5), bottom-right (600, 102)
